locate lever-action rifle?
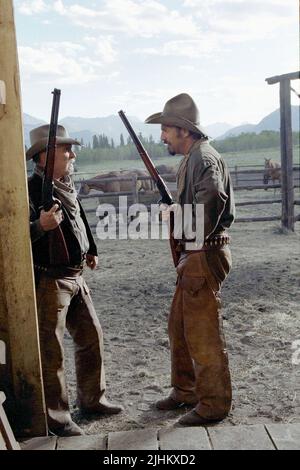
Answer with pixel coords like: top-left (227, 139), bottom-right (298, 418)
top-left (118, 110), bottom-right (180, 267)
top-left (42, 88), bottom-right (70, 265)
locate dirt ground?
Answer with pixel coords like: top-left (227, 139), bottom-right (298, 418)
top-left (65, 218), bottom-right (300, 434)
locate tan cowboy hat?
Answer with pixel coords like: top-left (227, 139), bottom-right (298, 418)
top-left (26, 124), bottom-right (81, 160)
top-left (145, 93), bottom-right (207, 136)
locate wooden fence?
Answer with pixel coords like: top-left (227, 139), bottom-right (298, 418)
top-left (75, 164), bottom-right (300, 227)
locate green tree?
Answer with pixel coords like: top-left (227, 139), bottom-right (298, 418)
top-left (92, 134), bottom-right (99, 149)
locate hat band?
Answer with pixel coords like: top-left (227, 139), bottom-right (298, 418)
top-left (161, 113), bottom-right (200, 127)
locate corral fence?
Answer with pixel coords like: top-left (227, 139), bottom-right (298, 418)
top-left (75, 164), bottom-right (300, 229)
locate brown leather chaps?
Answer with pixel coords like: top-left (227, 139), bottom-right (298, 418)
top-left (169, 246), bottom-right (232, 420)
top-left (36, 274), bottom-right (106, 430)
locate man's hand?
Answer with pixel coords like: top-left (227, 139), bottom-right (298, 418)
top-left (86, 254), bottom-right (98, 270)
top-left (39, 204), bottom-right (63, 231)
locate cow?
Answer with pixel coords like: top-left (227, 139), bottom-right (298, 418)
top-left (263, 158), bottom-right (281, 192)
top-left (79, 169), bottom-right (153, 195)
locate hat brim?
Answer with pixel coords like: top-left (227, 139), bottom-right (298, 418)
top-left (145, 112), bottom-right (207, 137)
top-left (26, 137), bottom-right (81, 160)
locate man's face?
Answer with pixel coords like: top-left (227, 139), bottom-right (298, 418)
top-left (161, 125), bottom-right (184, 156)
top-left (39, 144), bottom-right (76, 179)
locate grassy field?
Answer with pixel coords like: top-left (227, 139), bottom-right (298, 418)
top-left (75, 145), bottom-right (300, 178)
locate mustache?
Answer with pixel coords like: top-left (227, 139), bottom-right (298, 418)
top-left (162, 141), bottom-right (175, 155)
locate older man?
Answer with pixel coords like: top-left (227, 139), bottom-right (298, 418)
top-left (146, 93), bottom-right (235, 426)
top-left (27, 125), bottom-right (123, 437)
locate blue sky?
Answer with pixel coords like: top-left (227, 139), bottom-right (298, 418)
top-left (14, 0), bottom-right (299, 126)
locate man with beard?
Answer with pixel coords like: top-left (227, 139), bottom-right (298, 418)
top-left (145, 93), bottom-right (235, 426)
top-left (27, 124), bottom-right (123, 436)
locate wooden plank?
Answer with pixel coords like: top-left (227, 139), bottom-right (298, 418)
top-left (57, 434), bottom-right (106, 450)
top-left (233, 184), bottom-right (282, 190)
top-left (0, 432), bottom-right (7, 450)
top-left (158, 427), bottom-right (211, 450)
top-left (108, 429), bottom-right (158, 450)
top-left (280, 79), bottom-right (294, 230)
top-left (265, 423), bottom-right (300, 450)
top-left (236, 216), bottom-right (281, 223)
top-left (79, 191), bottom-right (132, 199)
top-left (266, 71), bottom-right (300, 84)
top-left (0, 0), bottom-right (47, 436)
top-left (236, 200), bottom-right (282, 206)
top-left (83, 176), bottom-right (134, 183)
top-left (20, 436), bottom-right (57, 450)
top-left (208, 424), bottom-right (275, 450)
top-left (0, 392), bottom-right (8, 451)
top-left (0, 340), bottom-right (5, 364)
top-left (0, 392), bottom-right (20, 450)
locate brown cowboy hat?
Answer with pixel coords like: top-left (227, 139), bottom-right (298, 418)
top-left (26, 124), bottom-right (81, 160)
top-left (145, 93), bottom-right (207, 136)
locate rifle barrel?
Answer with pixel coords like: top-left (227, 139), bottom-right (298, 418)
top-left (42, 89), bottom-right (61, 210)
top-left (118, 110), bottom-right (173, 205)
top-left (118, 109), bottom-right (179, 266)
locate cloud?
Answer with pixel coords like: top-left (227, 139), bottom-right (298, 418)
top-left (183, 0), bottom-right (296, 42)
top-left (18, 40), bottom-right (118, 84)
top-left (51, 0), bottom-right (199, 38)
top-left (130, 0), bottom-right (296, 58)
top-left (18, 0), bottom-right (49, 15)
top-left (17, 0), bottom-right (296, 47)
top-left (110, 88), bottom-right (202, 116)
top-left (16, 0), bottom-right (298, 125)
top-left (207, 1), bottom-right (294, 35)
top-left (212, 15), bottom-right (293, 43)
top-left (183, 0), bottom-right (294, 7)
top-left (179, 65), bottom-right (196, 72)
top-left (135, 36), bottom-right (220, 59)
top-left (83, 36), bottom-right (118, 64)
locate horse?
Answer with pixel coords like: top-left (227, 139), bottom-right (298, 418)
top-left (263, 158), bottom-right (281, 192)
top-left (156, 164), bottom-right (177, 182)
top-left (79, 169), bottom-right (153, 195)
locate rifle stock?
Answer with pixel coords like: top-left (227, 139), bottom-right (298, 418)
top-left (42, 89), bottom-right (70, 266)
top-left (118, 110), bottom-right (180, 267)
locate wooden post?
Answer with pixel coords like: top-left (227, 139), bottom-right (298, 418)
top-left (266, 71), bottom-right (299, 231)
top-left (279, 79), bottom-right (294, 230)
top-left (0, 392), bottom-right (20, 450)
top-left (0, 1), bottom-right (47, 435)
top-left (235, 165), bottom-right (238, 187)
top-left (131, 174), bottom-right (138, 204)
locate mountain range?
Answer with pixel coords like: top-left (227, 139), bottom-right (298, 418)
top-left (216, 106), bottom-right (299, 140)
top-left (23, 106), bottom-right (299, 147)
